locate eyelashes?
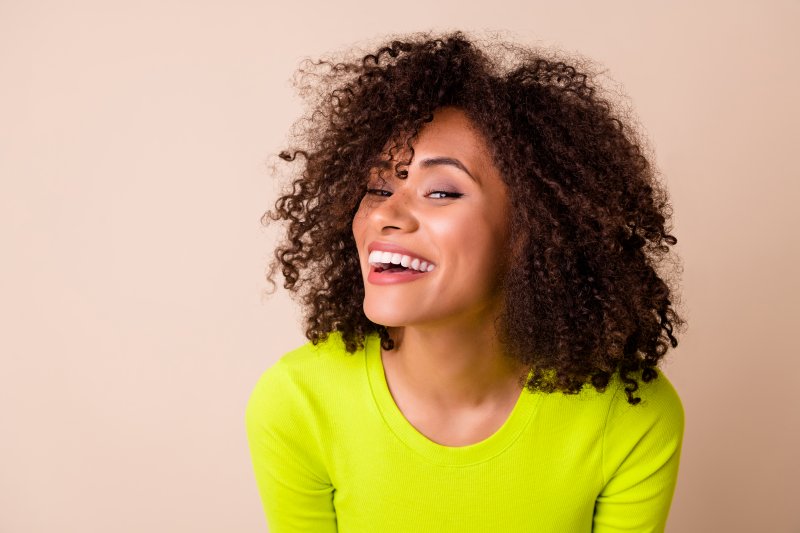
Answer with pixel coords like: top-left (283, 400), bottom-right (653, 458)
top-left (365, 188), bottom-right (464, 199)
top-left (425, 190), bottom-right (464, 199)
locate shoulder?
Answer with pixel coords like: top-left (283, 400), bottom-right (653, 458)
top-left (527, 368), bottom-right (683, 439)
top-left (244, 334), bottom-right (360, 487)
top-left (605, 369), bottom-right (685, 429)
top-left (279, 329), bottom-right (361, 364)
top-left (270, 330), bottom-right (364, 383)
top-left (601, 369), bottom-right (685, 482)
top-left (246, 331), bottom-right (366, 418)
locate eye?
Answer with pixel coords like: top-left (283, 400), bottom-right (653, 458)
top-left (425, 189), bottom-right (464, 200)
top-left (364, 187), bottom-right (464, 199)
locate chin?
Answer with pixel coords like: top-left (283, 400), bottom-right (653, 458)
top-left (362, 301), bottom-right (415, 328)
top-left (363, 309), bottom-right (405, 328)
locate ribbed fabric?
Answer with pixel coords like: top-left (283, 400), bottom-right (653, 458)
top-left (245, 331), bottom-right (684, 533)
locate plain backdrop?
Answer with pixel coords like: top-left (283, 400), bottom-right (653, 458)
top-left (2, 1), bottom-right (798, 532)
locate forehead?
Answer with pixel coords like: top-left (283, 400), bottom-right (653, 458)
top-left (415, 107), bottom-right (492, 158)
top-left (373, 106), bottom-right (496, 177)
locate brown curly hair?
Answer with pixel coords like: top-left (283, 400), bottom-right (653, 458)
top-left (261, 30), bottom-right (686, 405)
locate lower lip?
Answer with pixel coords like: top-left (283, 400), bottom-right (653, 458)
top-left (367, 266), bottom-right (432, 285)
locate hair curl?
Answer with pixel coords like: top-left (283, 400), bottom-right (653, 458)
top-left (262, 30), bottom-right (686, 405)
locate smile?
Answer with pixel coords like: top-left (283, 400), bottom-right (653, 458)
top-left (368, 250), bottom-right (436, 273)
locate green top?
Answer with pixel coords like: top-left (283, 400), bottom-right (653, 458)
top-left (245, 331), bottom-right (684, 532)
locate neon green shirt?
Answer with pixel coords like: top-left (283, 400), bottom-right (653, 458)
top-left (245, 331), bottom-right (684, 532)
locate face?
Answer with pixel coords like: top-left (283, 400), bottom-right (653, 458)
top-left (351, 106), bottom-right (513, 328)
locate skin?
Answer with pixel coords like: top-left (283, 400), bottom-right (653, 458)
top-left (351, 106), bottom-right (530, 446)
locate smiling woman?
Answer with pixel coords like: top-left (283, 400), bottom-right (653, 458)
top-left (353, 107), bottom-right (514, 343)
top-left (246, 29), bottom-right (686, 533)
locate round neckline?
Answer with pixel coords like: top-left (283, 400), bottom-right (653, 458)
top-left (365, 331), bottom-right (539, 467)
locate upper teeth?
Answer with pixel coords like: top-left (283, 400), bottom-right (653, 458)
top-left (368, 250), bottom-right (435, 272)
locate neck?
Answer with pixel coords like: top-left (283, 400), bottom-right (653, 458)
top-left (382, 314), bottom-right (528, 411)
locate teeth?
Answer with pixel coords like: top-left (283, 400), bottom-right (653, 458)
top-left (368, 250), bottom-right (436, 272)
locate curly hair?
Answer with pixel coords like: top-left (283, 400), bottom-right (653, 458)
top-left (261, 29), bottom-right (686, 405)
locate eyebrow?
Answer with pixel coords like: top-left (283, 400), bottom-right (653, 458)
top-left (418, 156), bottom-right (478, 182)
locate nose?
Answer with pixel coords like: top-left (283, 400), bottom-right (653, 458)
top-left (368, 186), bottom-right (419, 233)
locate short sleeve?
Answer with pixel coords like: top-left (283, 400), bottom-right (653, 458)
top-left (592, 370), bottom-right (685, 533)
top-left (244, 359), bottom-right (337, 532)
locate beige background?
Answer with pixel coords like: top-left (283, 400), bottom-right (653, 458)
top-left (2, 1), bottom-right (798, 532)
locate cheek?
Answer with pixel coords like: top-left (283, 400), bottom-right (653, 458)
top-left (351, 206), bottom-right (368, 236)
top-left (429, 215), bottom-right (499, 280)
top-left (429, 212), bottom-right (495, 247)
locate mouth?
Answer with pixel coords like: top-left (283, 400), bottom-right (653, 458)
top-left (365, 246), bottom-right (436, 283)
top-left (369, 259), bottom-right (435, 275)
top-left (367, 259), bottom-right (434, 284)
top-left (373, 263), bottom-right (414, 274)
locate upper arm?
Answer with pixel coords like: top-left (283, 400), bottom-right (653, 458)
top-left (245, 360), bottom-right (337, 532)
top-left (592, 371), bottom-right (685, 533)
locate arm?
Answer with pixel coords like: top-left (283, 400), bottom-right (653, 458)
top-left (245, 359), bottom-right (338, 532)
top-left (592, 370), bottom-right (685, 533)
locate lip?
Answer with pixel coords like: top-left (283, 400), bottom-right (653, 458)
top-left (367, 241), bottom-right (435, 266)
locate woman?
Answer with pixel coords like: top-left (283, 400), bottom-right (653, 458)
top-left (246, 30), bottom-right (686, 532)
